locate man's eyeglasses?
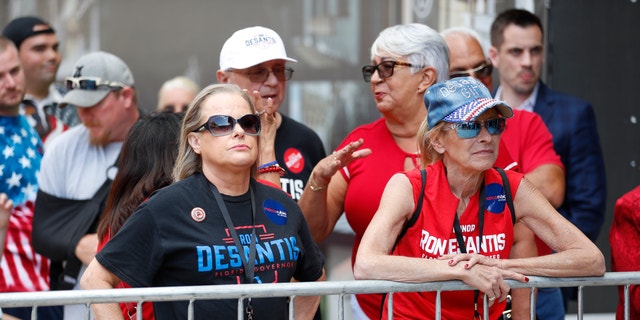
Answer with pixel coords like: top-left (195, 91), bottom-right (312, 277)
top-left (448, 118), bottom-right (506, 139)
top-left (65, 77), bottom-right (125, 91)
top-left (229, 67), bottom-right (294, 83)
top-left (449, 62), bottom-right (493, 80)
top-left (361, 60), bottom-right (424, 82)
top-left (194, 114), bottom-right (261, 136)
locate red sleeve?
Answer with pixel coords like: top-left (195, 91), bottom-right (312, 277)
top-left (610, 186), bottom-right (640, 318)
top-left (517, 111), bottom-right (564, 174)
top-left (501, 110), bottom-right (564, 174)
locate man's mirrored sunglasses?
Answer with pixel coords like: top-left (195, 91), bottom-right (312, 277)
top-left (449, 62), bottom-right (493, 80)
top-left (194, 114), bottom-right (261, 136)
top-left (448, 118), bottom-right (506, 139)
top-left (65, 77), bottom-right (126, 91)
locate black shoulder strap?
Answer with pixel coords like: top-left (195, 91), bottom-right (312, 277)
top-left (393, 169), bottom-right (426, 251)
top-left (382, 169), bottom-right (426, 314)
top-left (495, 167), bottom-right (516, 225)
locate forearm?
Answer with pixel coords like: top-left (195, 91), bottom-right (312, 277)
top-left (299, 171), bottom-right (333, 242)
top-left (509, 288), bottom-right (533, 320)
top-left (292, 270), bottom-right (325, 319)
top-left (75, 233), bottom-right (99, 265)
top-left (501, 247), bottom-right (604, 277)
top-left (92, 303), bottom-right (125, 320)
top-left (81, 259), bottom-right (125, 319)
top-left (293, 295), bottom-right (322, 320)
top-left (354, 253), bottom-right (458, 283)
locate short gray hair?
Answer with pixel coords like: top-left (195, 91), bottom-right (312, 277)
top-left (370, 23), bottom-right (449, 83)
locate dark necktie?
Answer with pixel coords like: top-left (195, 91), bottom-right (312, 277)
top-left (22, 99), bottom-right (48, 139)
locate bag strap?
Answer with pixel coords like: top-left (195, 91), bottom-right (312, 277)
top-left (495, 167), bottom-right (516, 225)
top-left (381, 169), bottom-right (426, 315)
top-left (57, 156), bottom-right (119, 290)
top-left (393, 169), bottom-right (426, 248)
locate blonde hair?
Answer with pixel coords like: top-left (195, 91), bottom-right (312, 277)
top-left (417, 118), bottom-right (447, 167)
top-left (172, 83), bottom-right (256, 181)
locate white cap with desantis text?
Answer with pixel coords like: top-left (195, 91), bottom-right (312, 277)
top-left (219, 26), bottom-right (297, 70)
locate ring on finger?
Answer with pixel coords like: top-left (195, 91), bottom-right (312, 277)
top-left (488, 296), bottom-right (496, 301)
top-left (333, 151), bottom-right (337, 161)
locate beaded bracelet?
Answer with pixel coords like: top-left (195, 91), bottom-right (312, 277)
top-left (257, 164), bottom-right (286, 176)
top-left (258, 160), bottom-right (278, 170)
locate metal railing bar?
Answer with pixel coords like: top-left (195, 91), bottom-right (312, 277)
top-left (289, 295), bottom-right (295, 320)
top-left (624, 284), bottom-right (630, 320)
top-left (337, 293), bottom-right (344, 320)
top-left (530, 288), bottom-right (536, 320)
top-left (0, 272), bottom-right (637, 314)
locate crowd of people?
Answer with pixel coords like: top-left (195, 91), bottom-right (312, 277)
top-left (0, 7), bottom-right (623, 320)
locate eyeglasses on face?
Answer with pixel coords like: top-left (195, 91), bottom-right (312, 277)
top-left (229, 67), bottom-right (294, 83)
top-left (65, 77), bottom-right (125, 91)
top-left (194, 114), bottom-right (261, 136)
top-left (449, 62), bottom-right (493, 80)
top-left (448, 118), bottom-right (506, 139)
top-left (361, 60), bottom-right (424, 82)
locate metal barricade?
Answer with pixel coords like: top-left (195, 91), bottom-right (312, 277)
top-left (0, 272), bottom-right (638, 320)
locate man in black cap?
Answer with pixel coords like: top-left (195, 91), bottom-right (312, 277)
top-left (2, 16), bottom-right (79, 147)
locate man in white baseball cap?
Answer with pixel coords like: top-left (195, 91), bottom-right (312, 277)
top-left (217, 26), bottom-right (326, 201)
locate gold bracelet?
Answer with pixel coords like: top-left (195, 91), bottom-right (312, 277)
top-left (309, 176), bottom-right (327, 191)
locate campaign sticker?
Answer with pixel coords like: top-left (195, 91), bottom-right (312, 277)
top-left (263, 199), bottom-right (287, 225)
top-left (283, 148), bottom-right (304, 174)
top-left (191, 207), bottom-right (206, 222)
top-left (485, 183), bottom-right (507, 214)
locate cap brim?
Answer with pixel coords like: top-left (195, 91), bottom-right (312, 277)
top-left (443, 98), bottom-right (513, 123)
top-left (493, 102), bottom-right (513, 118)
top-left (59, 89), bottom-right (111, 108)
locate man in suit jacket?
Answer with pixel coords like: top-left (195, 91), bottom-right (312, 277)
top-left (489, 8), bottom-right (607, 320)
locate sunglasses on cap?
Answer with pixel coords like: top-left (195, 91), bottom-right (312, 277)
top-left (449, 62), bottom-right (493, 80)
top-left (448, 118), bottom-right (506, 139)
top-left (65, 77), bottom-right (126, 91)
top-left (361, 60), bottom-right (425, 82)
top-left (194, 114), bottom-right (261, 136)
top-left (228, 67), bottom-right (294, 83)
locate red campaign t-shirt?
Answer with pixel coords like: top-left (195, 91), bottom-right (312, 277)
top-left (385, 162), bottom-right (522, 319)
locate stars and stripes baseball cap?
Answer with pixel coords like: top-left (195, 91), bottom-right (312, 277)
top-left (424, 76), bottom-right (512, 128)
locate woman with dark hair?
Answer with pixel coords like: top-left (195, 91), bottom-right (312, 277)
top-left (95, 111), bottom-right (182, 319)
top-left (97, 111), bottom-right (182, 242)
